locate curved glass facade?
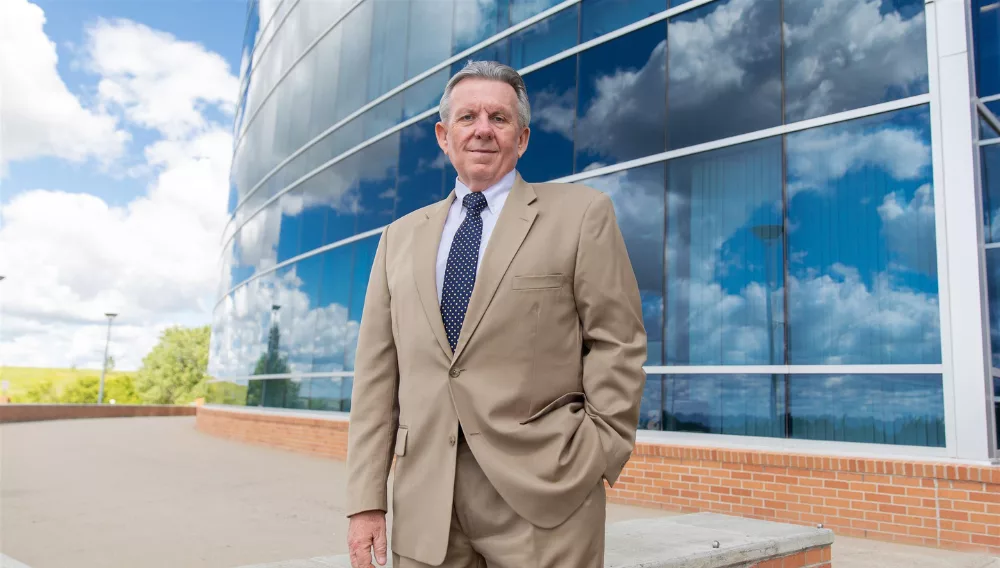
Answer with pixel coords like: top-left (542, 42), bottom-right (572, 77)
top-left (209, 0), bottom-right (952, 447)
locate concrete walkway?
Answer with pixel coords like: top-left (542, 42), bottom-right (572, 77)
top-left (1, 416), bottom-right (998, 568)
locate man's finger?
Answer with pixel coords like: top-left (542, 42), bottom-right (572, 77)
top-left (374, 524), bottom-right (388, 565)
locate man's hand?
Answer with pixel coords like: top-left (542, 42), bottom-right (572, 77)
top-left (348, 510), bottom-right (388, 568)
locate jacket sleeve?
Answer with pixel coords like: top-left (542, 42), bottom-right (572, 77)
top-left (573, 191), bottom-right (647, 487)
top-left (344, 226), bottom-right (400, 516)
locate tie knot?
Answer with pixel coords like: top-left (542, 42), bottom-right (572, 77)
top-left (463, 192), bottom-right (488, 216)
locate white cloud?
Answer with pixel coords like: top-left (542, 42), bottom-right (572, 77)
top-left (787, 125), bottom-right (931, 197)
top-left (784, 0), bottom-right (928, 121)
top-left (0, 0), bottom-right (129, 171)
top-left (0, 5), bottom-right (237, 371)
top-left (86, 18), bottom-right (239, 139)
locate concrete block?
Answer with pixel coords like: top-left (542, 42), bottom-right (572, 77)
top-left (234, 513), bottom-right (832, 568)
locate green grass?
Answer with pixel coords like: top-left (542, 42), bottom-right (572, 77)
top-left (0, 367), bottom-right (131, 400)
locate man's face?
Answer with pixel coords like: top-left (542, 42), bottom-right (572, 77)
top-left (436, 78), bottom-right (530, 191)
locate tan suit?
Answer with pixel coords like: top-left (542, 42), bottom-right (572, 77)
top-left (345, 173), bottom-right (647, 566)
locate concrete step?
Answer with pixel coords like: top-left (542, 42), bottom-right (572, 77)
top-left (234, 512), bottom-right (834, 568)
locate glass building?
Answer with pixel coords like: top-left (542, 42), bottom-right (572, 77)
top-left (208, 0), bottom-right (1000, 462)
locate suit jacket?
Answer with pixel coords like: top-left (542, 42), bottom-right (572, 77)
top-left (345, 172), bottom-right (647, 565)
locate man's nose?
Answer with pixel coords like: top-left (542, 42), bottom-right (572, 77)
top-left (473, 115), bottom-right (493, 138)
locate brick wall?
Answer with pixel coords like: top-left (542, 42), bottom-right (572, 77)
top-left (196, 406), bottom-right (1000, 555)
top-left (0, 404), bottom-right (196, 423)
top-left (754, 545), bottom-right (831, 568)
top-left (609, 443), bottom-right (1000, 556)
top-left (196, 406), bottom-right (349, 459)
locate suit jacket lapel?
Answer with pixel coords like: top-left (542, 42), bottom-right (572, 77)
top-left (413, 194), bottom-right (455, 359)
top-left (452, 174), bottom-right (538, 362)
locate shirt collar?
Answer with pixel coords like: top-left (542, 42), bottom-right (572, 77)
top-left (454, 169), bottom-right (517, 213)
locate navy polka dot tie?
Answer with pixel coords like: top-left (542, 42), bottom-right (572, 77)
top-left (441, 192), bottom-right (489, 352)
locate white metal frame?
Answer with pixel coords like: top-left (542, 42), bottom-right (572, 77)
top-left (924, 0), bottom-right (995, 462)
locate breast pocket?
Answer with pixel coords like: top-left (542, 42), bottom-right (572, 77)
top-left (512, 274), bottom-right (565, 290)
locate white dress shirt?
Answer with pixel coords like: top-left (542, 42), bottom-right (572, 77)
top-left (436, 169), bottom-right (517, 302)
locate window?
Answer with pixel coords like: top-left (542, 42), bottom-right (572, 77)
top-left (576, 22), bottom-right (666, 172)
top-left (510, 0), bottom-right (563, 25)
top-left (981, 145), bottom-right (1000, 243)
top-left (974, 0), bottom-right (1000, 97)
top-left (509, 5), bottom-right (579, 69)
top-left (581, 0), bottom-right (665, 41)
top-left (282, 255), bottom-right (324, 373)
top-left (587, 164), bottom-right (666, 365)
top-left (783, 0), bottom-right (928, 123)
top-left (406, 0), bottom-right (455, 79)
top-left (786, 106), bottom-right (940, 364)
top-left (396, 115), bottom-right (449, 218)
top-left (368, 0), bottom-right (410, 102)
top-left (665, 137), bottom-right (784, 365)
top-left (789, 374), bottom-right (945, 447)
top-left (312, 245), bottom-right (354, 373)
top-left (346, 236), bottom-right (381, 371)
top-left (453, 0), bottom-right (510, 55)
top-left (355, 134), bottom-right (400, 233)
top-left (667, 0), bottom-right (781, 149)
top-left (518, 57), bottom-right (577, 182)
top-left (662, 375), bottom-right (786, 438)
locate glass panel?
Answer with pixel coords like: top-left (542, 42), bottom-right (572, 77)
top-left (308, 159), bottom-right (358, 247)
top-left (312, 245), bottom-right (354, 373)
top-left (308, 377), bottom-right (349, 411)
top-left (452, 38), bottom-right (511, 76)
top-left (283, 254), bottom-right (324, 373)
top-left (985, 248), bottom-right (1000, 367)
top-left (355, 133), bottom-right (400, 233)
top-left (509, 5), bottom-right (579, 69)
top-left (784, 0), bottom-right (928, 123)
top-left (346, 236), bottom-right (381, 371)
top-left (404, 69), bottom-right (449, 119)
top-left (786, 106), bottom-right (940, 364)
top-left (982, 146), bottom-right (1000, 243)
top-left (665, 137), bottom-right (784, 366)
top-left (308, 25), bottom-right (343, 140)
top-left (453, 0), bottom-right (510, 55)
top-left (364, 92), bottom-right (404, 139)
top-left (789, 374), bottom-right (945, 447)
top-left (638, 375), bottom-right (664, 431)
top-left (587, 164), bottom-right (666, 365)
top-left (510, 0), bottom-right (562, 25)
top-left (981, 112), bottom-right (1000, 141)
top-left (335, 1), bottom-right (374, 123)
top-left (974, 0), bottom-right (1000, 97)
top-left (207, 379), bottom-right (251, 406)
top-left (576, 22), bottom-right (666, 172)
top-left (664, 375), bottom-right (786, 438)
top-left (368, 0), bottom-right (410, 102)
top-left (396, 115), bottom-right (449, 217)
top-left (406, 0), bottom-right (455, 79)
top-left (667, 0), bottom-right (781, 150)
top-left (276, 188), bottom-right (303, 264)
top-left (518, 57), bottom-right (576, 182)
top-left (668, 0), bottom-right (695, 6)
top-left (581, 0), bottom-right (665, 42)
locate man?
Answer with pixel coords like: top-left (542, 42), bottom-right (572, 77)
top-left (345, 60), bottom-right (647, 568)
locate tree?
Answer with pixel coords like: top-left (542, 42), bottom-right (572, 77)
top-left (134, 325), bottom-right (210, 405)
top-left (21, 379), bottom-right (59, 403)
top-left (60, 376), bottom-right (101, 403)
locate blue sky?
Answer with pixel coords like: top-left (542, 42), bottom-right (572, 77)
top-left (0, 0), bottom-right (248, 370)
top-left (4, 0), bottom-right (246, 208)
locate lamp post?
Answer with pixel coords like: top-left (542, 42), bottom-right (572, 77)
top-left (98, 312), bottom-right (117, 404)
top-left (752, 224), bottom-right (784, 436)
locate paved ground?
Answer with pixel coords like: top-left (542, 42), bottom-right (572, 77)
top-left (0, 416), bottom-right (998, 568)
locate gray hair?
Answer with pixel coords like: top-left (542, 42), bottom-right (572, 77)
top-left (439, 60), bottom-right (531, 129)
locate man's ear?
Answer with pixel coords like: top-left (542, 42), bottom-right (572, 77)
top-left (435, 121), bottom-right (449, 155)
top-left (517, 127), bottom-right (530, 158)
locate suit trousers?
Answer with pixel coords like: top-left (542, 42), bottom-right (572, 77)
top-left (392, 440), bottom-right (606, 568)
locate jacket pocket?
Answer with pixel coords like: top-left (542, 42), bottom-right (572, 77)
top-left (512, 274), bottom-right (565, 290)
top-left (520, 391), bottom-right (586, 425)
top-left (394, 426), bottom-right (408, 456)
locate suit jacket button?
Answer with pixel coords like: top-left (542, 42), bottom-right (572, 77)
top-left (449, 368), bottom-right (461, 378)
top-left (449, 435), bottom-right (456, 446)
